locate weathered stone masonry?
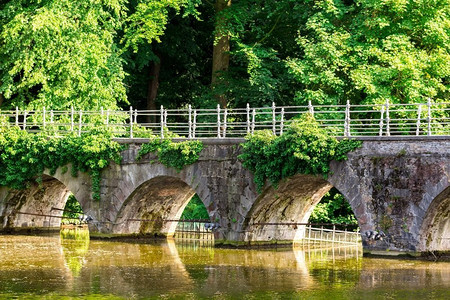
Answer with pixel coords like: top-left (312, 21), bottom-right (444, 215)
top-left (0, 138), bottom-right (449, 254)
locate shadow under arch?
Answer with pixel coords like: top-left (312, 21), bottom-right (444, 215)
top-left (112, 175), bottom-right (211, 236)
top-left (0, 174), bottom-right (83, 230)
top-left (242, 174), bottom-right (362, 244)
top-left (418, 186), bottom-right (450, 251)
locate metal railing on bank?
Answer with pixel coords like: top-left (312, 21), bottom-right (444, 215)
top-left (295, 225), bottom-right (361, 245)
top-left (1, 100), bottom-right (449, 138)
top-left (173, 220), bottom-right (215, 241)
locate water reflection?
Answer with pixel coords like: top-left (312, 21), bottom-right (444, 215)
top-left (0, 232), bottom-right (449, 298)
top-left (60, 228), bottom-right (90, 277)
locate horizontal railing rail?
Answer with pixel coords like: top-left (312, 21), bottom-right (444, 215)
top-left (1, 100), bottom-right (449, 138)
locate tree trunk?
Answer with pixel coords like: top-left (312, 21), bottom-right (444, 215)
top-left (146, 54), bottom-right (161, 123)
top-left (212, 0), bottom-right (231, 108)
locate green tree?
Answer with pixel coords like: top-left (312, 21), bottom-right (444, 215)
top-left (180, 194), bottom-right (209, 220)
top-left (63, 194), bottom-right (83, 221)
top-left (0, 0), bottom-right (201, 111)
top-left (287, 0), bottom-right (450, 106)
top-left (0, 0), bottom-right (127, 110)
top-left (309, 188), bottom-right (358, 229)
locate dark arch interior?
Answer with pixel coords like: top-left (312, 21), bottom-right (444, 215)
top-left (113, 176), bottom-right (209, 236)
top-left (243, 174), bottom-right (360, 244)
top-left (0, 175), bottom-right (77, 230)
top-left (420, 186), bottom-right (450, 251)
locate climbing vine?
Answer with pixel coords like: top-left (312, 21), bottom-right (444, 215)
top-left (0, 125), bottom-right (203, 201)
top-left (0, 126), bottom-right (123, 201)
top-left (239, 114), bottom-right (362, 190)
top-left (136, 131), bottom-right (203, 171)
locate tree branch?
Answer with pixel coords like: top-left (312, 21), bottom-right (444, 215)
top-left (255, 13), bottom-right (282, 46)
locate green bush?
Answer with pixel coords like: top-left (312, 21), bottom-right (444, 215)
top-left (0, 126), bottom-right (123, 201)
top-left (137, 131), bottom-right (203, 171)
top-left (239, 114), bottom-right (361, 190)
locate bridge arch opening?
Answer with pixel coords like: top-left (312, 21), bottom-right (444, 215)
top-left (418, 186), bottom-right (450, 251)
top-left (113, 176), bottom-right (211, 237)
top-left (0, 175), bottom-right (87, 231)
top-left (242, 174), bottom-right (361, 245)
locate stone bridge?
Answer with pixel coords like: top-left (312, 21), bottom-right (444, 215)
top-left (1, 138), bottom-right (449, 256)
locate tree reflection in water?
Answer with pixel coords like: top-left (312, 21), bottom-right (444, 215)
top-left (60, 228), bottom-right (90, 277)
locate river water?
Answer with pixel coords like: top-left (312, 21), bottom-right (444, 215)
top-left (0, 229), bottom-right (449, 299)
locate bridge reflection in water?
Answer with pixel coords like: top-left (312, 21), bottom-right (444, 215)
top-left (0, 230), bottom-right (449, 298)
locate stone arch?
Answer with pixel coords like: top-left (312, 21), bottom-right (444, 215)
top-left (42, 166), bottom-right (94, 212)
top-left (242, 174), bottom-right (362, 243)
top-left (417, 186), bottom-right (450, 251)
top-left (112, 175), bottom-right (211, 236)
top-left (0, 174), bottom-right (83, 230)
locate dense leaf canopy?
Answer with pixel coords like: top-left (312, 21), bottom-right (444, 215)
top-left (2, 0), bottom-right (448, 110)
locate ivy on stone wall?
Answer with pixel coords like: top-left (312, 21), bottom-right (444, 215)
top-left (0, 126), bottom-right (205, 201)
top-left (136, 131), bottom-right (203, 171)
top-left (0, 126), bottom-right (123, 201)
top-left (239, 114), bottom-right (362, 191)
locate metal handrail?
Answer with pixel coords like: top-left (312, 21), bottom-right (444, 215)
top-left (1, 100), bottom-right (449, 138)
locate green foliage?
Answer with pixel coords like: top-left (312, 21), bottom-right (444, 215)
top-left (0, 0), bottom-right (201, 110)
top-left (0, 126), bottom-right (123, 200)
top-left (239, 114), bottom-right (362, 190)
top-left (62, 195), bottom-right (83, 221)
top-left (3, 0), bottom-right (447, 111)
top-left (122, 1), bottom-right (213, 110)
top-left (309, 188), bottom-right (358, 228)
top-left (137, 132), bottom-right (204, 171)
top-left (122, 0), bottom-right (201, 51)
top-left (0, 0), bottom-right (127, 110)
top-left (287, 0), bottom-right (450, 106)
top-left (180, 194), bottom-right (209, 220)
